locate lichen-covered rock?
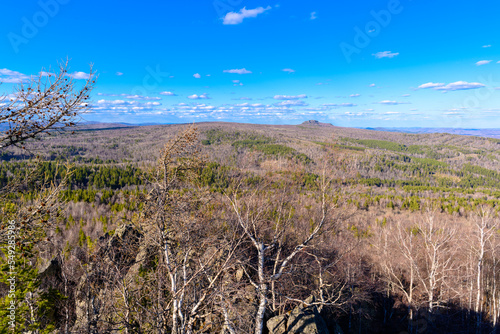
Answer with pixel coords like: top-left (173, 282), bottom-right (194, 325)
top-left (267, 314), bottom-right (287, 334)
top-left (266, 296), bottom-right (330, 334)
top-left (287, 303), bottom-right (329, 334)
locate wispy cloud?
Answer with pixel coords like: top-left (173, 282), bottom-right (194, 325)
top-left (126, 95), bottom-right (161, 100)
top-left (96, 93), bottom-right (160, 100)
top-left (350, 94), bottom-right (361, 97)
top-left (160, 91), bottom-right (177, 96)
top-left (372, 51), bottom-right (399, 59)
top-left (274, 100), bottom-right (308, 107)
top-left (282, 68), bottom-right (295, 73)
top-left (476, 60), bottom-right (492, 66)
top-left (66, 71), bottom-right (91, 80)
top-left (223, 68), bottom-right (252, 74)
top-left (116, 72), bottom-right (124, 76)
top-left (273, 94), bottom-right (307, 100)
top-left (91, 100), bottom-right (165, 115)
top-left (322, 103), bottom-right (357, 108)
top-left (310, 11), bottom-right (317, 20)
top-left (369, 83), bottom-right (376, 87)
top-left (482, 45), bottom-right (492, 48)
top-left (0, 68), bottom-right (29, 83)
top-left (417, 82), bottom-right (445, 89)
top-left (193, 73), bottom-right (201, 79)
top-left (376, 100), bottom-right (410, 105)
top-left (223, 6), bottom-right (271, 25)
top-left (417, 81), bottom-right (485, 91)
top-left (187, 93), bottom-right (210, 100)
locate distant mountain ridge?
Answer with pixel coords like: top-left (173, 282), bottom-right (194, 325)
top-left (3, 120), bottom-right (498, 139)
top-left (369, 127), bottom-right (500, 139)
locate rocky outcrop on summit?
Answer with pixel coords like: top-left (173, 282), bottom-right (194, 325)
top-left (300, 120), bottom-right (334, 127)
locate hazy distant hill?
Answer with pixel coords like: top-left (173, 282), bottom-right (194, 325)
top-left (371, 127), bottom-right (500, 139)
top-left (65, 121), bottom-right (500, 139)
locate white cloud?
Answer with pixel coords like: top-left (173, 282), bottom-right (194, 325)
top-left (97, 93), bottom-right (160, 100)
top-left (0, 68), bottom-right (29, 83)
top-left (310, 12), bottom-right (317, 20)
top-left (322, 103), bottom-right (357, 108)
top-left (223, 68), bottom-right (252, 74)
top-left (436, 81), bottom-right (485, 91)
top-left (418, 81), bottom-right (485, 91)
top-left (282, 68), bottom-right (295, 73)
top-left (193, 73), bottom-right (201, 79)
top-left (0, 68), bottom-right (90, 83)
top-left (417, 82), bottom-right (445, 89)
top-left (483, 45), bottom-right (492, 48)
top-left (377, 100), bottom-right (410, 105)
top-left (350, 94), bottom-right (361, 97)
top-left (116, 72), bottom-right (124, 76)
top-left (369, 83), bottom-right (376, 87)
top-left (96, 99), bottom-right (161, 107)
top-left (223, 6), bottom-right (271, 25)
top-left (274, 100), bottom-right (308, 107)
top-left (66, 71), bottom-right (91, 80)
top-left (476, 60), bottom-right (492, 66)
top-left (125, 95), bottom-right (161, 100)
top-left (160, 91), bottom-right (177, 96)
top-left (40, 71), bottom-right (56, 77)
top-left (372, 51), bottom-right (399, 59)
top-left (273, 94), bottom-right (307, 100)
top-left (187, 93), bottom-right (210, 100)
top-left (402, 94), bottom-right (411, 97)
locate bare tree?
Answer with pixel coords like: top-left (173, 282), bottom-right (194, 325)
top-left (375, 218), bottom-right (418, 329)
top-left (226, 170), bottom-right (340, 334)
top-left (470, 208), bottom-right (497, 328)
top-left (0, 60), bottom-right (95, 150)
top-left (414, 213), bottom-right (457, 314)
top-left (140, 125), bottom-right (241, 334)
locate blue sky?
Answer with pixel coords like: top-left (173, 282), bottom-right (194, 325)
top-left (1, 0), bottom-right (500, 127)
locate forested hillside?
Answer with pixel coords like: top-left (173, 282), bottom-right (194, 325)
top-left (1, 121), bottom-right (500, 333)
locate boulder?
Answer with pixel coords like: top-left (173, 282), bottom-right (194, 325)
top-left (267, 314), bottom-right (287, 334)
top-left (287, 296), bottom-right (329, 334)
top-left (266, 296), bottom-right (331, 334)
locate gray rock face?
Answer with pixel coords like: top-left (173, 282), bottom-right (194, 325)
top-left (266, 296), bottom-right (333, 334)
top-left (267, 314), bottom-right (287, 334)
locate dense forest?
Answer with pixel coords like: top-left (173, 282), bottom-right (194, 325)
top-left (1, 117), bottom-right (500, 333)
